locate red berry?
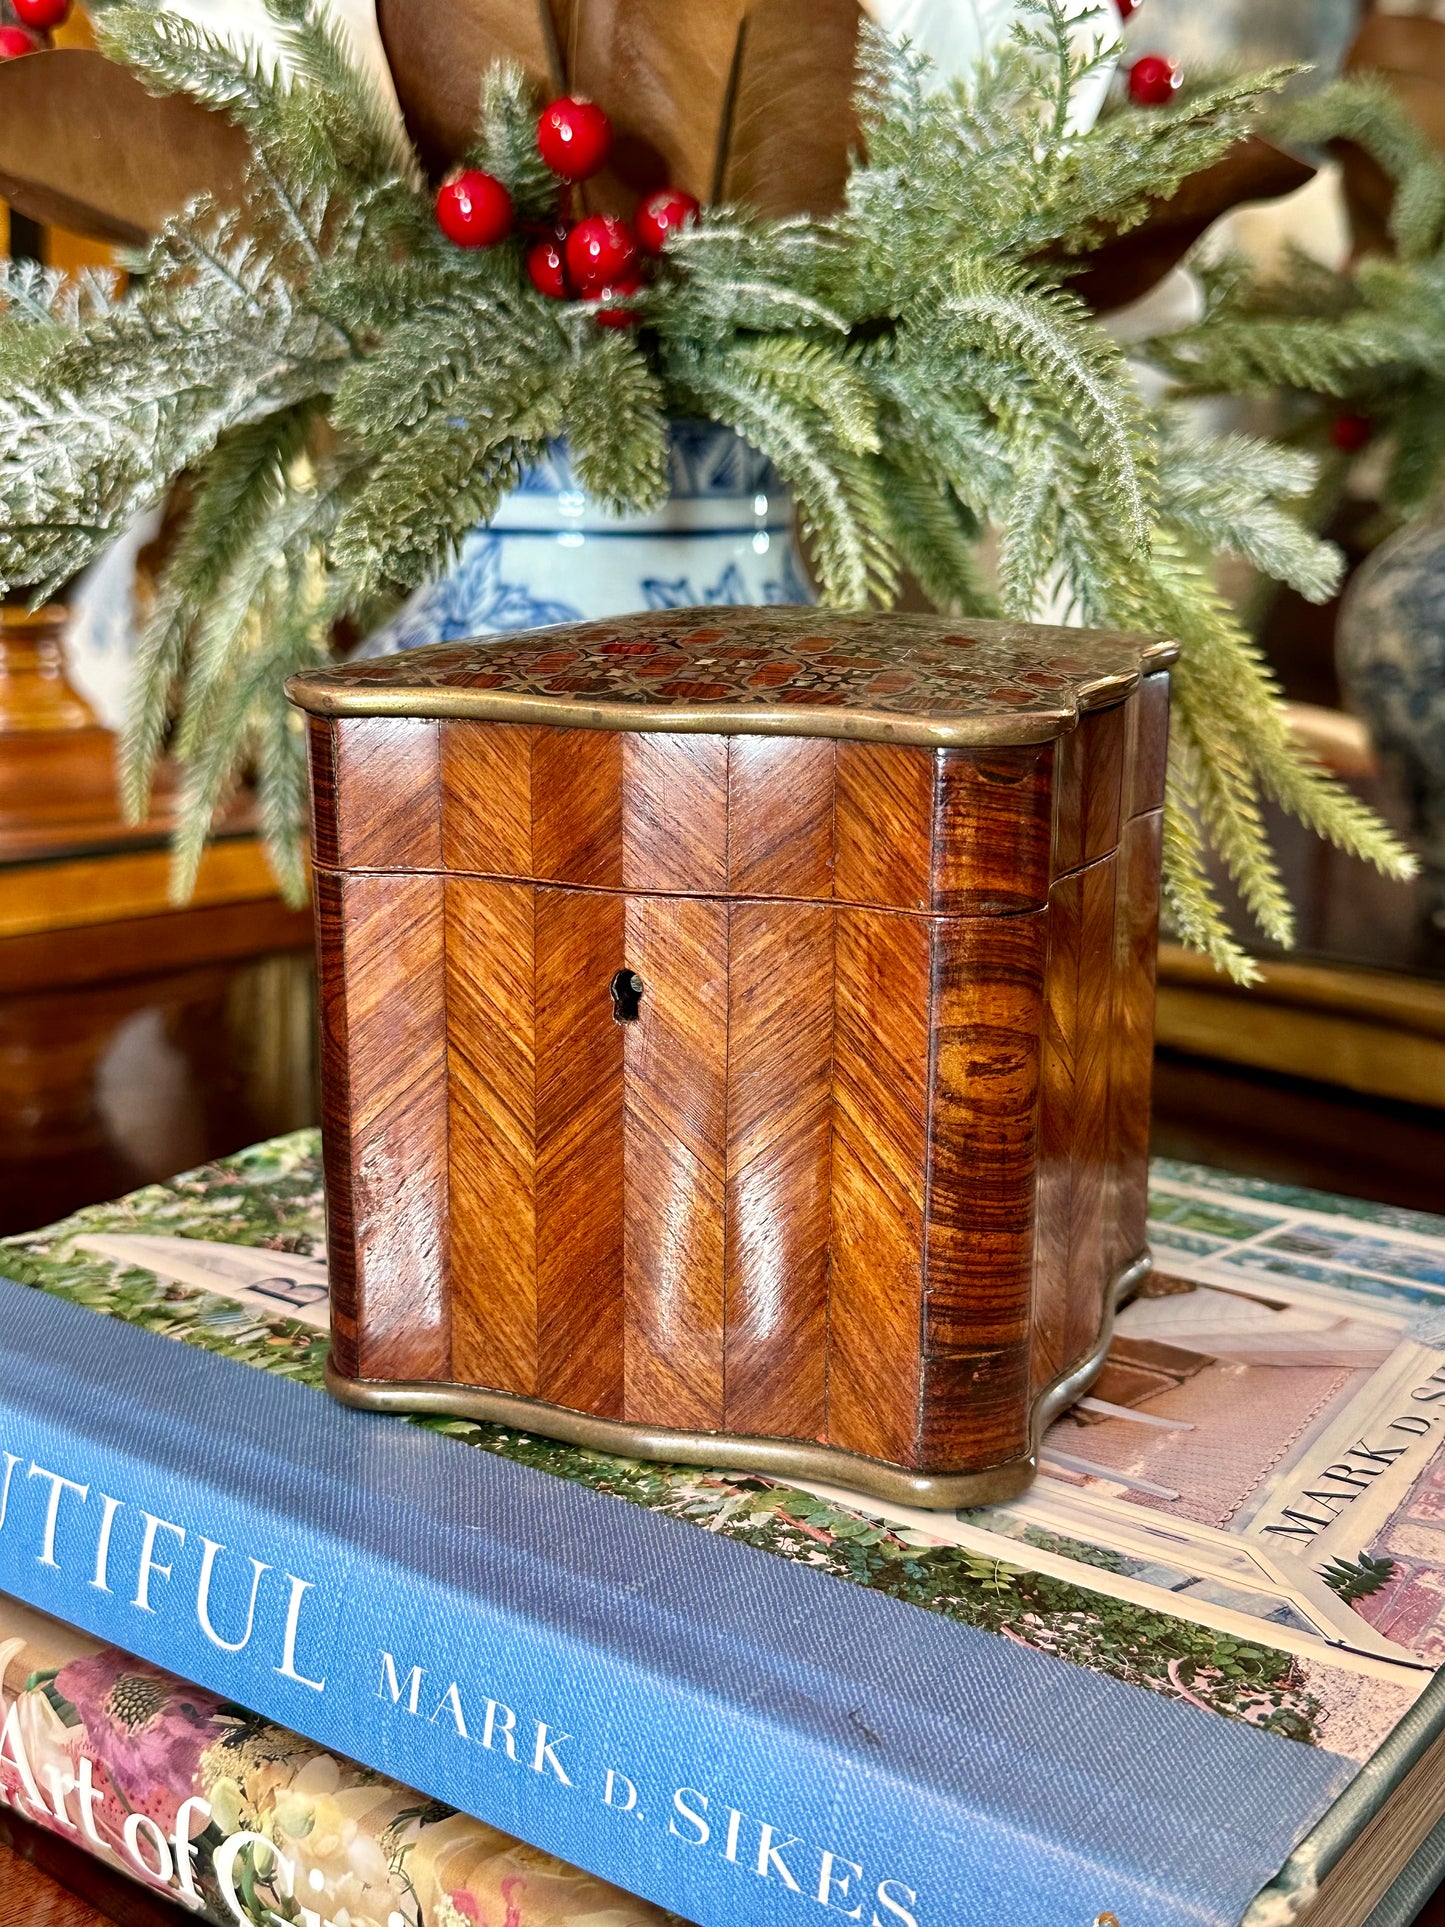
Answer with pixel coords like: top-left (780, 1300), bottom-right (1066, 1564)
top-left (1114, 0), bottom-right (1140, 17)
top-left (1330, 412), bottom-right (1373, 454)
top-left (434, 170), bottom-right (514, 249)
top-left (11, 0), bottom-right (69, 25)
top-left (635, 188), bottom-right (700, 256)
top-left (0, 24), bottom-right (41, 54)
top-left (537, 97), bottom-right (613, 183)
top-left (565, 215), bottom-right (637, 294)
top-left (526, 235), bottom-right (571, 300)
top-left (1128, 54), bottom-right (1180, 106)
top-left (586, 274), bottom-right (644, 329)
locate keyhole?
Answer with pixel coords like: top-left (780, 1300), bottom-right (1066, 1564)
top-left (610, 969), bottom-right (644, 1023)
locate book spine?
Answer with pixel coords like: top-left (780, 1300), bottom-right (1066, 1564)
top-left (0, 1594), bottom-right (672, 1927)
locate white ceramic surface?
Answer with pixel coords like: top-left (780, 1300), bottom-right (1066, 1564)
top-left (359, 422), bottom-right (815, 655)
top-left (863, 0), bottom-right (1122, 130)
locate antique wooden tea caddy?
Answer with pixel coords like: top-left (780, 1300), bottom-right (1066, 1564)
top-left (288, 608), bottom-right (1173, 1506)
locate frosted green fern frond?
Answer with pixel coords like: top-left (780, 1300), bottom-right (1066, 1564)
top-left (1162, 755), bottom-right (1259, 980)
top-left (0, 264), bottom-right (124, 385)
top-left (851, 19), bottom-right (931, 160)
top-left (255, 700), bottom-right (313, 907)
top-left (94, 4), bottom-right (287, 149)
top-left (1156, 427), bottom-right (1342, 603)
top-left (1279, 77), bottom-right (1445, 262)
top-left (261, 0), bottom-right (416, 187)
top-left (1138, 539), bottom-right (1416, 969)
top-left (1011, 0), bottom-right (1119, 160)
top-left (330, 365), bottom-right (565, 598)
top-left (941, 258), bottom-right (1154, 555)
top-left (168, 572), bottom-right (330, 903)
top-left (1175, 687), bottom-right (1296, 947)
top-left (558, 327), bottom-right (669, 514)
top-left (121, 404), bottom-right (314, 816)
top-left (471, 63), bottom-right (558, 221)
top-left (1385, 386), bottom-right (1445, 513)
top-left (1150, 310), bottom-right (1384, 397)
top-left (662, 214), bottom-right (846, 337)
top-left (171, 451), bottom-right (346, 763)
top-left (671, 344), bottom-right (896, 608)
top-left (874, 369), bottom-right (1018, 521)
top-left (722, 337), bottom-right (880, 457)
top-left (873, 458), bottom-right (998, 617)
top-left (1037, 67), bottom-right (1296, 257)
top-left (331, 277), bottom-right (537, 444)
top-left (997, 448), bottom-right (1065, 617)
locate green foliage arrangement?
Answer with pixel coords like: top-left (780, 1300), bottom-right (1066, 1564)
top-left (0, 0), bottom-right (1416, 973)
top-left (1149, 76), bottom-right (1445, 529)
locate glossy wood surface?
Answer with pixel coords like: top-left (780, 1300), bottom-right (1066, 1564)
top-left (431, 723), bottom-right (1077, 914)
top-left (329, 716), bottom-right (442, 871)
top-left (0, 1812), bottom-right (188, 1927)
top-left (918, 910), bottom-right (1046, 1467)
top-left (621, 892), bottom-right (729, 1426)
top-left (309, 659), bottom-right (1172, 1481)
top-left (726, 735), bottom-right (835, 900)
top-left (446, 875), bottom-right (538, 1395)
top-left (723, 900), bottom-right (834, 1439)
top-left (535, 887), bottom-right (627, 1415)
top-left (827, 905), bottom-right (931, 1465)
top-left (316, 870), bottom-right (450, 1383)
top-left (0, 707), bottom-right (315, 1239)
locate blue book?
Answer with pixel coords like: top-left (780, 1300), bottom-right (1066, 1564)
top-left (3, 1135), bottom-right (1445, 1927)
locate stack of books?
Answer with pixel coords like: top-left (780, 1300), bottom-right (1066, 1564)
top-left (2, 1128), bottom-right (1444, 1927)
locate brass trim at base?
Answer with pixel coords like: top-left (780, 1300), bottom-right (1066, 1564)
top-left (325, 1253), bottom-right (1150, 1511)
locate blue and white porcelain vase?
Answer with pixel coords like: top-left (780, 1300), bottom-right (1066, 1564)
top-left (361, 420), bottom-right (813, 656)
top-left (1336, 515), bottom-right (1445, 919)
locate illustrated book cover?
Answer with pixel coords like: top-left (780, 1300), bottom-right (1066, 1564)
top-left (1, 1136), bottom-right (1444, 1926)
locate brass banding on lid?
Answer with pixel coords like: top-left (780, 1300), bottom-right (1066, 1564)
top-left (287, 607), bottom-right (1178, 749)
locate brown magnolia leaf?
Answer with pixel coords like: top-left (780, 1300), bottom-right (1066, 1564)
top-left (0, 49), bottom-right (250, 245)
top-left (376, 0), bottom-right (566, 174)
top-left (566, 0), bottom-right (758, 208)
top-left (1339, 14), bottom-right (1445, 258)
top-left (1067, 137), bottom-right (1316, 313)
top-left (718, 0), bottom-right (862, 217)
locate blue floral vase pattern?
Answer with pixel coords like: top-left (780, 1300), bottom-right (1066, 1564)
top-left (1337, 517), bottom-right (1445, 915)
top-left (360, 420), bottom-right (813, 657)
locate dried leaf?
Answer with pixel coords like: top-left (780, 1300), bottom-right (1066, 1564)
top-left (376, 0), bottom-right (566, 173)
top-left (0, 48), bottom-right (250, 244)
top-left (718, 0), bottom-right (862, 218)
top-left (566, 0), bottom-right (757, 207)
top-left (1068, 137), bottom-right (1315, 313)
top-left (1344, 15), bottom-right (1445, 148)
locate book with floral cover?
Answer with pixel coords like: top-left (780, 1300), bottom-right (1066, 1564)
top-left (2, 1135), bottom-right (1445, 1925)
top-left (0, 1595), bottom-right (674, 1927)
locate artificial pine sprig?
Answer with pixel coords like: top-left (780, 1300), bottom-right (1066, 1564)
top-left (1147, 76), bottom-right (1445, 525)
top-left (0, 0), bottom-right (1415, 974)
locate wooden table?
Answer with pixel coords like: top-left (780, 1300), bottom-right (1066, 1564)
top-left (0, 764), bottom-right (317, 1235)
top-left (0, 1813), bottom-right (184, 1927)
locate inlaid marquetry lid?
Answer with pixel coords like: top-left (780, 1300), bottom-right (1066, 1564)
top-left (287, 608), bottom-right (1177, 748)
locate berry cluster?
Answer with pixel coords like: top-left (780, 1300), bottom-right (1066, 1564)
top-left (433, 95), bottom-right (698, 327)
top-left (0, 0), bottom-right (70, 58)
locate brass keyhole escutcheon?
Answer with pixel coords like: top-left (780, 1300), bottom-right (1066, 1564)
top-left (610, 969), bottom-right (644, 1022)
